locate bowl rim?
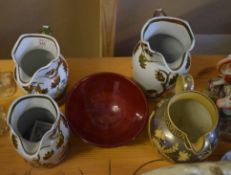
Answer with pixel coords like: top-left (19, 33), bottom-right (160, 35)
top-left (65, 72), bottom-right (149, 147)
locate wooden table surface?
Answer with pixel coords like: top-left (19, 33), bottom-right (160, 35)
top-left (0, 56), bottom-right (231, 175)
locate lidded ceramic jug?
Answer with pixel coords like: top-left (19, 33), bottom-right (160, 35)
top-left (12, 33), bottom-right (68, 101)
top-left (132, 9), bottom-right (195, 97)
top-left (148, 74), bottom-right (219, 162)
top-left (7, 94), bottom-right (70, 167)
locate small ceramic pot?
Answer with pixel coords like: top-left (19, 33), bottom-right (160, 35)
top-left (149, 74), bottom-right (219, 162)
top-left (12, 34), bottom-right (69, 101)
top-left (7, 94), bottom-right (70, 167)
top-left (132, 9), bottom-right (195, 98)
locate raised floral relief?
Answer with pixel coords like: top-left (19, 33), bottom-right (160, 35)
top-left (151, 126), bottom-right (193, 162)
top-left (23, 83), bottom-right (48, 94)
top-left (178, 151), bottom-right (190, 161)
top-left (139, 53), bottom-right (148, 69)
top-left (138, 43), bottom-right (154, 69)
top-left (154, 129), bottom-right (165, 140)
top-left (152, 128), bottom-right (179, 155)
top-left (30, 153), bottom-right (55, 168)
top-left (51, 75), bottom-right (61, 89)
top-left (43, 150), bottom-right (54, 160)
top-left (155, 70), bottom-right (166, 82)
top-left (56, 131), bottom-right (64, 149)
top-left (155, 70), bottom-right (178, 94)
top-left (169, 74), bottom-right (178, 86)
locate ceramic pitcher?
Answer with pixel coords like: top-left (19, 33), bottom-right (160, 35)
top-left (208, 56), bottom-right (231, 113)
top-left (7, 94), bottom-right (70, 167)
top-left (148, 74), bottom-right (218, 162)
top-left (132, 9), bottom-right (195, 98)
top-left (207, 56), bottom-right (231, 141)
top-left (12, 33), bottom-right (68, 101)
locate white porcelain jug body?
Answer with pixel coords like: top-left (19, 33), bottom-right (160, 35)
top-left (132, 9), bottom-right (195, 97)
top-left (7, 94), bottom-right (70, 167)
top-left (12, 34), bottom-right (68, 101)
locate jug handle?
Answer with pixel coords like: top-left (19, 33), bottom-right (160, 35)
top-left (175, 74), bottom-right (194, 94)
top-left (153, 8), bottom-right (167, 17)
top-left (148, 110), bottom-right (156, 144)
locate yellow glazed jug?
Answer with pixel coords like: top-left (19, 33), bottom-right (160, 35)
top-left (148, 74), bottom-right (219, 162)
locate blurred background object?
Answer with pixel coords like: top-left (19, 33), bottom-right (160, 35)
top-left (0, 106), bottom-right (8, 136)
top-left (0, 0), bottom-right (101, 58)
top-left (1, 0), bottom-right (231, 58)
top-left (115, 0), bottom-right (231, 56)
top-left (0, 72), bottom-right (16, 98)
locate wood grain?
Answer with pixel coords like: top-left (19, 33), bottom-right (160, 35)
top-left (100, 0), bottom-right (117, 57)
top-left (0, 56), bottom-right (230, 175)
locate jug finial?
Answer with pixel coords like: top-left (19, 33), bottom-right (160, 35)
top-left (41, 25), bottom-right (52, 35)
top-left (153, 8), bottom-right (167, 17)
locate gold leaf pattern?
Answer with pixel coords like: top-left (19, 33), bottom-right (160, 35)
top-left (154, 129), bottom-right (165, 140)
top-left (56, 131), bottom-right (64, 149)
top-left (62, 118), bottom-right (69, 129)
top-left (62, 60), bottom-right (68, 73)
top-left (169, 74), bottom-right (178, 86)
top-left (155, 70), bottom-right (165, 82)
top-left (46, 69), bottom-right (56, 77)
top-left (152, 128), bottom-right (180, 155)
top-left (178, 151), bottom-right (190, 161)
top-left (139, 53), bottom-right (148, 69)
top-left (51, 75), bottom-right (60, 88)
top-left (11, 134), bottom-right (18, 149)
top-left (43, 150), bottom-right (54, 160)
top-left (23, 84), bottom-right (48, 94)
top-left (162, 143), bottom-right (179, 154)
top-left (23, 85), bottom-right (33, 93)
top-left (30, 154), bottom-right (55, 167)
top-left (35, 84), bottom-right (48, 94)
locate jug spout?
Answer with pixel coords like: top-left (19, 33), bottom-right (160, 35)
top-left (7, 95), bottom-right (59, 155)
top-left (186, 136), bottom-right (206, 153)
top-left (7, 94), bottom-right (70, 167)
top-left (141, 14), bottom-right (195, 71)
top-left (12, 34), bottom-right (60, 84)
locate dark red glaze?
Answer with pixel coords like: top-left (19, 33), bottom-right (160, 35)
top-left (66, 72), bottom-right (148, 147)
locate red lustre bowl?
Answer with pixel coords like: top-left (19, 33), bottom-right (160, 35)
top-left (66, 72), bottom-right (148, 147)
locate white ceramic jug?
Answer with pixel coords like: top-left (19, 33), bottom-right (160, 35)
top-left (7, 94), bottom-right (70, 167)
top-left (12, 33), bottom-right (68, 101)
top-left (132, 9), bottom-right (195, 97)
